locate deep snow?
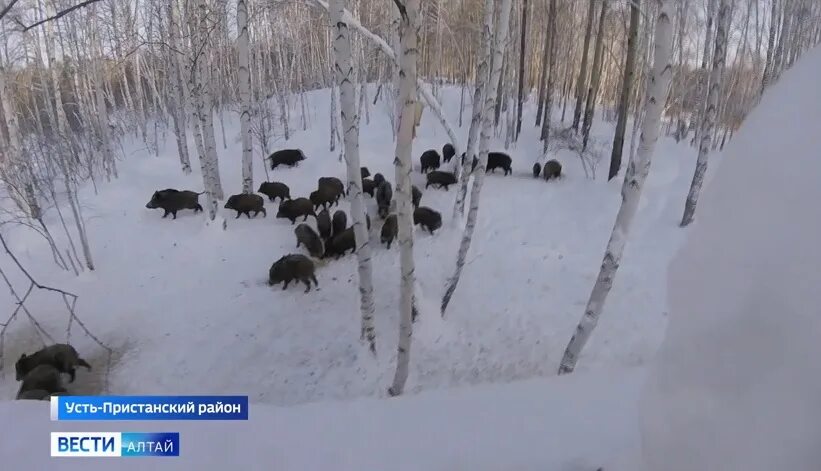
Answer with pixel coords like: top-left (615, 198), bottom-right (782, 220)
top-left (638, 45), bottom-right (821, 470)
top-left (0, 85), bottom-right (695, 405)
top-left (0, 367), bottom-right (643, 469)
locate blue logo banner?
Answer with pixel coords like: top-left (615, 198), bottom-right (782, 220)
top-left (121, 432), bottom-right (179, 457)
top-left (50, 396), bottom-right (249, 421)
top-left (50, 432), bottom-right (180, 457)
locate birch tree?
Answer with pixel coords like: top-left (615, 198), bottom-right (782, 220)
top-left (331, 0), bottom-right (376, 354)
top-left (442, 0), bottom-right (512, 316)
top-left (581, 0), bottom-right (608, 149)
top-left (0, 65), bottom-right (38, 219)
top-left (166, 0), bottom-right (192, 174)
top-left (452, 0), bottom-right (493, 218)
top-left (515, 0), bottom-right (528, 139)
top-left (608, 0), bottom-right (641, 181)
top-left (540, 0), bottom-right (557, 153)
top-left (237, 0), bottom-right (253, 193)
top-left (680, 0), bottom-right (729, 227)
top-left (188, 0), bottom-right (223, 219)
top-left (689, 0), bottom-right (717, 143)
top-left (312, 0), bottom-right (460, 157)
top-left (388, 0), bottom-right (419, 397)
top-left (572, 0), bottom-right (597, 131)
top-left (558, 0), bottom-right (675, 375)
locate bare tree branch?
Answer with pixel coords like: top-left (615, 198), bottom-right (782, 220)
top-left (18, 0), bottom-right (104, 32)
top-left (0, 0), bottom-right (22, 23)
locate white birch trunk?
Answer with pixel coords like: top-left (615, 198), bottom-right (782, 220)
top-left (540, 0), bottom-right (558, 154)
top-left (166, 0), bottom-right (192, 174)
top-left (329, 82), bottom-right (338, 151)
top-left (0, 67), bottom-right (21, 153)
top-left (91, 7), bottom-right (117, 181)
top-left (390, 5), bottom-right (402, 137)
top-left (572, 0), bottom-right (597, 131)
top-left (558, 0), bottom-right (675, 375)
top-left (680, 0), bottom-right (729, 227)
top-left (133, 51), bottom-right (151, 152)
top-left (312, 0), bottom-right (460, 155)
top-left (188, 0), bottom-right (221, 219)
top-left (44, 3), bottom-right (69, 139)
top-left (581, 0), bottom-right (608, 149)
top-left (441, 0), bottom-right (512, 316)
top-left (689, 0), bottom-right (717, 143)
top-left (452, 0), bottom-right (494, 218)
top-left (761, 0), bottom-right (778, 94)
top-left (238, 0), bottom-right (253, 194)
top-left (185, 0), bottom-right (217, 221)
top-left (388, 0), bottom-right (420, 397)
top-left (331, 0), bottom-right (377, 354)
top-left (0, 66), bottom-right (36, 218)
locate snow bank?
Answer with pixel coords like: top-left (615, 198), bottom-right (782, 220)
top-left (640, 46), bottom-right (821, 470)
top-left (0, 368), bottom-right (642, 470)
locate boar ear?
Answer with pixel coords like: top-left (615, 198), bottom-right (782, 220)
top-left (19, 353), bottom-right (26, 360)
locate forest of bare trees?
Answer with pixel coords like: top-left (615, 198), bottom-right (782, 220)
top-left (1, 0), bottom-right (820, 394)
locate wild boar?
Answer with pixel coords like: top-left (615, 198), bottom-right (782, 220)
top-left (310, 186), bottom-right (339, 211)
top-left (332, 210), bottom-right (347, 237)
top-left (425, 171), bottom-right (458, 190)
top-left (411, 185), bottom-right (422, 209)
top-left (376, 181), bottom-right (393, 219)
top-left (294, 223), bottom-right (324, 258)
top-left (16, 364), bottom-right (66, 399)
top-left (257, 182), bottom-right (291, 202)
top-left (413, 206), bottom-right (442, 234)
top-left (486, 152), bottom-right (513, 175)
top-left (224, 193), bottom-right (266, 218)
top-left (145, 189), bottom-right (204, 219)
top-left (362, 178), bottom-right (377, 197)
top-left (318, 177), bottom-right (345, 199)
top-left (316, 209), bottom-right (332, 240)
top-left (543, 159), bottom-right (562, 181)
top-left (380, 214), bottom-right (398, 249)
top-left (276, 198), bottom-right (316, 224)
top-left (16, 343), bottom-right (91, 383)
top-left (268, 254), bottom-right (318, 293)
top-left (269, 149), bottom-right (306, 170)
top-left (420, 150), bottom-right (441, 173)
top-left (442, 143), bottom-right (456, 163)
top-left (324, 227), bottom-right (356, 259)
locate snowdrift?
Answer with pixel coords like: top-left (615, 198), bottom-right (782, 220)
top-left (640, 46), bottom-right (821, 470)
top-left (0, 368), bottom-right (642, 469)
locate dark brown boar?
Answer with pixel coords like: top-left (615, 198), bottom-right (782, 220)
top-left (224, 193), bottom-right (266, 218)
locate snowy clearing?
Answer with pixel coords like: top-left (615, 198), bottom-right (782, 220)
top-left (0, 86), bottom-right (697, 404)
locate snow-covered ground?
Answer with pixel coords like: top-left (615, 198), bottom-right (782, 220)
top-left (0, 86), bottom-right (697, 404)
top-left (0, 367), bottom-right (643, 470)
top-left (2, 38), bottom-right (819, 471)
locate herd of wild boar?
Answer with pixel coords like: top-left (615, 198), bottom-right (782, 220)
top-left (12, 343), bottom-right (92, 400)
top-left (145, 146), bottom-right (562, 294)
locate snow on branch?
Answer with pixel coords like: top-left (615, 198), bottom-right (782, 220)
top-left (311, 0), bottom-right (461, 155)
